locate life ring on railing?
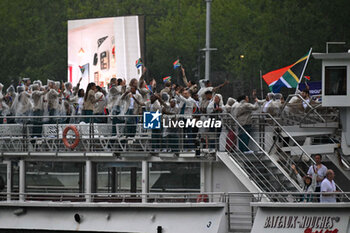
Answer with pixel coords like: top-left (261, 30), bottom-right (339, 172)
top-left (62, 125), bottom-right (80, 149)
top-left (196, 194), bottom-right (209, 203)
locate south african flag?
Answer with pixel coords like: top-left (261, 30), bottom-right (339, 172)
top-left (163, 76), bottom-right (171, 83)
top-left (173, 59), bottom-right (181, 69)
top-left (262, 51), bottom-right (311, 93)
top-left (135, 58), bottom-right (143, 69)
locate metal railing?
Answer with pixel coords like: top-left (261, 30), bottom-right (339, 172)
top-left (0, 114), bottom-right (222, 154)
top-left (252, 113), bottom-right (315, 178)
top-left (280, 94), bottom-right (339, 127)
top-left (219, 113), bottom-right (302, 193)
top-left (251, 113), bottom-right (349, 196)
top-left (0, 191), bottom-right (226, 203)
top-left (1, 191), bottom-right (349, 203)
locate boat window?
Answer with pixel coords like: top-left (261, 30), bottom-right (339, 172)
top-left (96, 162), bottom-right (142, 193)
top-left (325, 66), bottom-right (347, 95)
top-left (25, 162), bottom-right (84, 194)
top-left (0, 164), bottom-right (6, 195)
top-left (150, 163), bottom-right (200, 192)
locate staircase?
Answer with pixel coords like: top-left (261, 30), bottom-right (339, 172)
top-left (253, 113), bottom-right (350, 193)
top-left (278, 97), bottom-right (350, 188)
top-left (218, 114), bottom-right (302, 193)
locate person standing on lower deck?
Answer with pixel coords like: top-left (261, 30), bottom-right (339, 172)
top-left (307, 154), bottom-right (327, 198)
top-left (320, 169), bottom-right (337, 203)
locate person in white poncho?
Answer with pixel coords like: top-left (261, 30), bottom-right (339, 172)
top-left (13, 86), bottom-right (32, 123)
top-left (207, 94), bottom-right (224, 150)
top-left (0, 84), bottom-right (9, 124)
top-left (31, 84), bottom-right (49, 136)
top-left (46, 80), bottom-right (63, 123)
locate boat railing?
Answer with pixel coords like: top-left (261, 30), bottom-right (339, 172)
top-left (251, 113), bottom-right (347, 196)
top-left (0, 191), bottom-right (226, 203)
top-left (280, 94), bottom-right (339, 127)
top-left (1, 191), bottom-right (349, 204)
top-left (251, 113), bottom-right (314, 178)
top-left (219, 113), bottom-right (302, 193)
top-left (0, 114), bottom-right (224, 155)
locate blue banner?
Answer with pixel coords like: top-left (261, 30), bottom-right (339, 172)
top-left (299, 81), bottom-right (321, 96)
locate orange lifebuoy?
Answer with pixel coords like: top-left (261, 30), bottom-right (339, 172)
top-left (196, 194), bottom-right (209, 203)
top-left (62, 125), bottom-right (80, 149)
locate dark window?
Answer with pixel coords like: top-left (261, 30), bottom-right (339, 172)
top-left (325, 66), bottom-right (347, 95)
top-left (150, 163), bottom-right (200, 192)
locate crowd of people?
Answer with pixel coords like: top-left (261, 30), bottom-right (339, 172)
top-left (0, 67), bottom-right (319, 150)
top-left (292, 154), bottom-right (339, 203)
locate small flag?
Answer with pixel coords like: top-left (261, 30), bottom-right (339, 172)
top-left (145, 85), bottom-right (153, 93)
top-left (97, 36), bottom-right (108, 48)
top-left (304, 75), bottom-right (311, 80)
top-left (173, 59), bottom-right (181, 69)
top-left (135, 58), bottom-right (143, 68)
top-left (163, 76), bottom-right (172, 83)
top-left (79, 65), bottom-right (85, 74)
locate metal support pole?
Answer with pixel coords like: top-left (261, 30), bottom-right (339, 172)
top-left (19, 160), bottom-right (25, 202)
top-left (200, 162), bottom-right (213, 195)
top-left (79, 163), bottom-right (84, 193)
top-left (208, 162), bottom-right (213, 193)
top-left (326, 42), bottom-right (346, 53)
top-left (6, 161), bottom-right (12, 201)
top-left (85, 160), bottom-right (92, 202)
top-left (204, 0), bottom-right (212, 81)
top-left (141, 161), bottom-right (149, 203)
top-left (200, 162), bottom-right (205, 193)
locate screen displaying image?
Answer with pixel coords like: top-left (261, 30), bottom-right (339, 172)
top-left (68, 16), bottom-right (143, 89)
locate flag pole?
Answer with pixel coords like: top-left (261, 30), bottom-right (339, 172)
top-left (295, 47), bottom-right (312, 94)
top-left (260, 70), bottom-right (264, 99)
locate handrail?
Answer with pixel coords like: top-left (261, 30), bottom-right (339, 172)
top-left (300, 103), bottom-right (338, 127)
top-left (280, 94), bottom-right (326, 123)
top-left (252, 113), bottom-right (347, 197)
top-left (1, 191), bottom-right (349, 203)
top-left (253, 113), bottom-right (315, 164)
top-left (0, 113), bottom-right (225, 154)
top-left (221, 113), bottom-right (302, 192)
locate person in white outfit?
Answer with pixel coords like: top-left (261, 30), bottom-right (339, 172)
top-left (31, 84), bottom-right (49, 136)
top-left (320, 169), bottom-right (337, 203)
top-left (207, 94), bottom-right (224, 150)
top-left (175, 89), bottom-right (197, 151)
top-left (235, 95), bottom-right (259, 152)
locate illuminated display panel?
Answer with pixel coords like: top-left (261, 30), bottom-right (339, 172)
top-left (68, 16), bottom-right (143, 89)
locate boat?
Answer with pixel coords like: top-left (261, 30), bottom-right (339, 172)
top-left (0, 3), bottom-right (350, 232)
top-left (0, 60), bottom-right (350, 231)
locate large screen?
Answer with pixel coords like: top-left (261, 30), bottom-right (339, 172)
top-left (68, 16), bottom-right (143, 89)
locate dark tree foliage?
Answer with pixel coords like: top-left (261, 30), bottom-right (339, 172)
top-left (0, 0), bottom-right (349, 99)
